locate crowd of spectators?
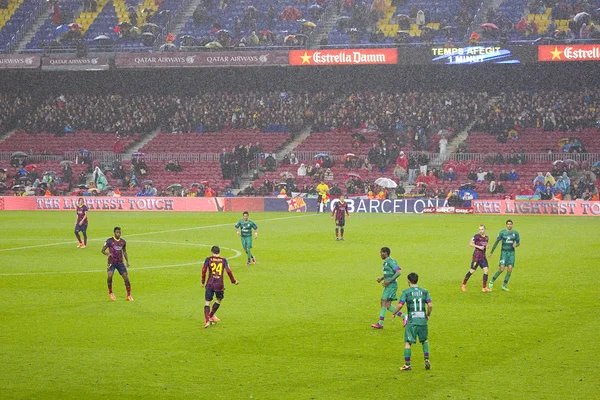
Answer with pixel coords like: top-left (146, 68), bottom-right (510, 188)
top-left (314, 91), bottom-right (485, 141)
top-left (485, 0), bottom-right (600, 41)
top-left (184, 1), bottom-right (321, 50)
top-left (165, 91), bottom-right (323, 133)
top-left (18, 94), bottom-right (164, 136)
top-left (473, 90), bottom-right (600, 143)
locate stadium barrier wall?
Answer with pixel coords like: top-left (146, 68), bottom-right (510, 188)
top-left (1, 197), bottom-right (449, 214)
top-left (473, 200), bottom-right (600, 216)
top-left (4, 197), bottom-right (598, 215)
top-left (0, 197), bottom-right (262, 212)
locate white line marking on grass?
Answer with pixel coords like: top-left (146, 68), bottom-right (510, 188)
top-left (0, 213), bottom-right (316, 253)
top-left (0, 242), bottom-right (242, 276)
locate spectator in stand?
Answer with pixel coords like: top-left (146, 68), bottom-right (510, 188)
top-left (511, 184), bottom-right (534, 199)
top-left (507, 169), bottom-right (519, 182)
top-left (425, 171), bottom-right (440, 186)
top-left (544, 172), bottom-right (556, 186)
top-left (561, 172), bottom-right (571, 195)
top-left (165, 160), bottom-right (182, 172)
top-left (532, 172), bottom-right (544, 187)
top-left (324, 168), bottom-right (334, 182)
top-left (467, 168), bottom-right (477, 181)
top-left (395, 151), bottom-right (408, 180)
top-left (289, 153), bottom-right (299, 165)
top-left (415, 172), bottom-right (427, 185)
top-left (554, 176), bottom-right (569, 197)
top-left (539, 184), bottom-right (553, 200)
top-left (476, 168), bottom-right (487, 183)
top-left (330, 183), bottom-right (342, 196)
top-left (418, 151), bottom-right (429, 176)
top-left (361, 158), bottom-right (372, 173)
top-left (297, 163), bottom-right (307, 177)
top-left (78, 171), bottom-right (87, 185)
top-left (439, 135), bottom-right (448, 161)
top-left (445, 168), bottom-right (457, 181)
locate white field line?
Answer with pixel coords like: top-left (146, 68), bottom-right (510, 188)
top-left (0, 213), bottom-right (316, 253)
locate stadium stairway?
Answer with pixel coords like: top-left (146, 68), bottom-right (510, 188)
top-left (0, 129), bottom-right (14, 143)
top-left (13, 1), bottom-right (48, 53)
top-left (234, 126), bottom-right (312, 195)
top-left (307, 2), bottom-right (340, 49)
top-left (161, 0), bottom-right (203, 42)
top-left (121, 126), bottom-right (163, 161)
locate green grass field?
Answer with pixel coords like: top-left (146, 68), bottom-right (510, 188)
top-left (0, 211), bottom-right (599, 399)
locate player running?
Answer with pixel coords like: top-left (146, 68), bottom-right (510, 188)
top-left (372, 247), bottom-right (406, 329)
top-left (393, 272), bottom-right (432, 371)
top-left (75, 197), bottom-right (88, 248)
top-left (461, 225), bottom-right (491, 292)
top-left (235, 211), bottom-right (258, 266)
top-left (101, 226), bottom-right (132, 301)
top-left (201, 245), bottom-right (239, 328)
top-left (331, 195), bottom-right (350, 241)
top-left (488, 219), bottom-right (520, 291)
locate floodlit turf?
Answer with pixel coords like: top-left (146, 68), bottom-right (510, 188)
top-left (0, 211), bottom-right (599, 399)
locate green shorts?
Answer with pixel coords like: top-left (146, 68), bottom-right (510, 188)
top-left (499, 251), bottom-right (515, 267)
top-left (241, 236), bottom-right (253, 250)
top-left (404, 323), bottom-right (428, 344)
top-left (381, 283), bottom-right (398, 301)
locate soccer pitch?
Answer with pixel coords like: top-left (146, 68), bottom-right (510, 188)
top-left (0, 211), bottom-right (598, 399)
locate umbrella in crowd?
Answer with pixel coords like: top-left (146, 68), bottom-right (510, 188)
top-left (159, 43), bottom-right (177, 52)
top-left (142, 23), bottom-right (159, 32)
top-left (11, 151), bottom-right (28, 158)
top-left (205, 41), bottom-right (223, 48)
top-left (25, 164), bottom-right (40, 172)
top-left (167, 184), bottom-right (182, 191)
top-left (93, 35), bottom-right (112, 42)
top-left (314, 153), bottom-right (329, 158)
top-left (55, 24), bottom-right (69, 36)
top-left (12, 185), bottom-right (25, 190)
top-left (303, 21), bottom-right (316, 28)
top-left (69, 23), bottom-right (82, 30)
top-left (44, 171), bottom-right (57, 176)
top-left (142, 180), bottom-right (154, 186)
top-left (0, 182), bottom-right (6, 189)
top-left (308, 4), bottom-right (322, 9)
top-left (132, 152), bottom-right (144, 158)
top-left (77, 184), bottom-right (89, 189)
top-left (79, 148), bottom-right (90, 154)
top-left (59, 160), bottom-right (73, 166)
top-left (573, 12), bottom-right (590, 23)
top-left (481, 23), bottom-right (499, 30)
top-left (346, 172), bottom-right (362, 179)
top-left (191, 183), bottom-right (202, 188)
top-left (375, 177), bottom-right (397, 188)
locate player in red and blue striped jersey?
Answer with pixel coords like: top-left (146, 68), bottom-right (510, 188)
top-left (75, 198), bottom-right (88, 248)
top-left (201, 246), bottom-right (239, 328)
top-left (331, 195), bottom-right (350, 241)
top-left (101, 226), bottom-right (132, 301)
top-left (461, 225), bottom-right (491, 292)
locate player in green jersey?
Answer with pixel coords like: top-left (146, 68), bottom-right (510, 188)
top-left (235, 211), bottom-right (258, 266)
top-left (392, 272), bottom-right (432, 371)
top-left (488, 219), bottom-right (520, 291)
top-left (371, 247), bottom-right (406, 329)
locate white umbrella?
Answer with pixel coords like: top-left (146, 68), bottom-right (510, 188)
top-left (375, 177), bottom-right (397, 188)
